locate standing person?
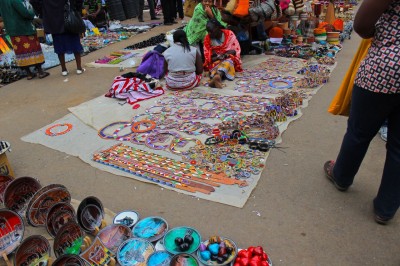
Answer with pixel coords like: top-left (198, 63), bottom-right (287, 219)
top-left (203, 19), bottom-right (242, 88)
top-left (41, 0), bottom-right (85, 76)
top-left (174, 0), bottom-right (184, 22)
top-left (138, 0), bottom-right (159, 22)
top-left (184, 0), bottom-right (226, 54)
top-left (161, 0), bottom-right (177, 25)
top-left (163, 29), bottom-right (203, 90)
top-left (0, 0), bottom-right (49, 79)
top-left (323, 0), bottom-right (400, 225)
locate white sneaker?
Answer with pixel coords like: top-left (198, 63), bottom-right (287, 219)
top-left (379, 126), bottom-right (387, 142)
top-left (77, 68), bottom-right (86, 75)
top-left (61, 71), bottom-right (68, 76)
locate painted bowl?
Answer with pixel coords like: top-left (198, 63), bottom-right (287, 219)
top-left (52, 254), bottom-right (88, 266)
top-left (146, 250), bottom-right (172, 266)
top-left (0, 209), bottom-right (24, 255)
top-left (132, 216), bottom-right (168, 243)
top-left (80, 237), bottom-right (114, 265)
top-left (26, 184), bottom-right (71, 227)
top-left (4, 176), bottom-right (41, 216)
top-left (196, 237), bottom-right (238, 266)
top-left (170, 253), bottom-right (199, 266)
top-left (53, 221), bottom-right (84, 258)
top-left (15, 235), bottom-right (51, 266)
top-left (45, 202), bottom-right (76, 237)
top-left (98, 224), bottom-right (133, 254)
top-left (77, 196), bottom-right (104, 233)
top-left (117, 238), bottom-right (155, 266)
top-left (113, 210), bottom-right (140, 229)
top-left (0, 175), bottom-right (14, 204)
top-left (163, 226), bottom-right (201, 254)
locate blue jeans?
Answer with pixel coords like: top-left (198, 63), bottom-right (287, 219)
top-left (333, 85), bottom-right (400, 218)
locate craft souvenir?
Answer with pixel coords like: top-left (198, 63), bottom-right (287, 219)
top-left (146, 250), bottom-right (172, 266)
top-left (197, 237), bottom-right (237, 266)
top-left (80, 237), bottom-right (114, 266)
top-left (154, 239), bottom-right (166, 251)
top-left (98, 224), bottom-right (133, 254)
top-left (4, 177), bottom-right (41, 216)
top-left (170, 253), bottom-right (199, 266)
top-left (77, 196), bottom-right (105, 234)
top-left (163, 227), bottom-right (201, 255)
top-left (113, 210), bottom-right (140, 230)
top-left (14, 235), bottom-right (51, 266)
top-left (0, 209), bottom-right (24, 256)
top-left (26, 184), bottom-right (71, 227)
top-left (234, 247), bottom-right (273, 266)
top-left (0, 175), bottom-right (13, 205)
top-left (52, 254), bottom-right (88, 266)
top-left (53, 221), bottom-right (84, 258)
top-left (132, 216), bottom-right (168, 243)
top-left (117, 238), bottom-right (155, 266)
top-left (46, 202), bottom-right (76, 238)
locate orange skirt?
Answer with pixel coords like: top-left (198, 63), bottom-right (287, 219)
top-left (11, 35), bottom-right (45, 67)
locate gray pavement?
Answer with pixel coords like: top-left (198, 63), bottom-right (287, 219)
top-left (0, 17), bottom-right (399, 265)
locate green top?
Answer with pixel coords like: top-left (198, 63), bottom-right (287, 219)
top-left (184, 3), bottom-right (227, 45)
top-left (84, 0), bottom-right (102, 13)
top-left (0, 0), bottom-right (36, 37)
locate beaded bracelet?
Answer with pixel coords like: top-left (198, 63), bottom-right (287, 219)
top-left (112, 122), bottom-right (134, 141)
top-left (45, 123), bottom-right (73, 136)
top-left (131, 120), bottom-right (156, 133)
top-left (98, 121), bottom-right (131, 139)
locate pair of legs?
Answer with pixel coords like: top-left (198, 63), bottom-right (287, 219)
top-left (330, 85), bottom-right (400, 220)
top-left (25, 63), bottom-right (49, 80)
top-left (161, 0), bottom-right (176, 24)
top-left (138, 0), bottom-right (158, 21)
top-left (58, 53), bottom-right (84, 75)
top-left (209, 70), bottom-right (225, 88)
top-left (174, 0), bottom-right (184, 20)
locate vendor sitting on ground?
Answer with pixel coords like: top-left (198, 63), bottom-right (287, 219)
top-left (83, 0), bottom-right (107, 28)
top-left (220, 10), bottom-right (251, 55)
top-left (163, 30), bottom-right (203, 90)
top-left (204, 19), bottom-right (242, 88)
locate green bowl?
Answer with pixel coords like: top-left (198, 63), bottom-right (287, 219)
top-left (163, 226), bottom-right (201, 254)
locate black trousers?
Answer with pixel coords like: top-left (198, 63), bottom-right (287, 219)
top-left (161, 0), bottom-right (174, 23)
top-left (138, 0), bottom-right (156, 19)
top-left (176, 0), bottom-right (184, 19)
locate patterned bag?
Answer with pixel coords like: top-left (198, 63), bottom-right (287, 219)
top-left (184, 0), bottom-right (198, 18)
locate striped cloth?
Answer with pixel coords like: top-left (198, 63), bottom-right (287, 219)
top-left (106, 75), bottom-right (164, 104)
top-left (165, 72), bottom-right (202, 90)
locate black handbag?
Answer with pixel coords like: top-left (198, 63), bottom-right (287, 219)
top-left (64, 0), bottom-right (85, 34)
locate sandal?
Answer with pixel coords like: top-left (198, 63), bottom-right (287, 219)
top-left (27, 74), bottom-right (36, 80)
top-left (323, 160), bottom-right (349, 192)
top-left (38, 72), bottom-right (50, 79)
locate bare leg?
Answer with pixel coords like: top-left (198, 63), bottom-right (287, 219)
top-left (24, 67), bottom-right (35, 80)
top-left (35, 64), bottom-right (50, 78)
top-left (74, 52), bottom-right (83, 70)
top-left (209, 73), bottom-right (223, 88)
top-left (58, 53), bottom-right (67, 72)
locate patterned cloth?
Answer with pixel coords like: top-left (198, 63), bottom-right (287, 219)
top-left (355, 1), bottom-right (400, 94)
top-left (184, 3), bottom-right (226, 45)
top-left (210, 59), bottom-right (235, 80)
top-left (10, 35), bottom-right (44, 67)
top-left (165, 72), bottom-right (202, 90)
top-left (203, 29), bottom-right (242, 73)
top-left (106, 76), bottom-right (165, 104)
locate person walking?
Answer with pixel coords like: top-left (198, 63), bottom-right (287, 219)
top-left (323, 0), bottom-right (400, 225)
top-left (138, 0), bottom-right (159, 22)
top-left (0, 0), bottom-right (49, 79)
top-left (41, 0), bottom-right (85, 76)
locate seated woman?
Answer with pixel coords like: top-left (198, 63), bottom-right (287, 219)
top-left (83, 0), bottom-right (107, 28)
top-left (203, 19), bottom-right (242, 88)
top-left (163, 30), bottom-right (203, 90)
top-left (184, 0), bottom-right (226, 54)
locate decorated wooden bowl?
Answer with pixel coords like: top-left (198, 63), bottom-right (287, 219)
top-left (117, 238), bottom-right (155, 266)
top-left (15, 235), bottom-right (51, 266)
top-left (0, 209), bottom-right (24, 255)
top-left (163, 226), bottom-right (201, 255)
top-left (26, 184), bottom-right (71, 227)
top-left (98, 224), bottom-right (133, 254)
top-left (52, 254), bottom-right (88, 266)
top-left (170, 253), bottom-right (199, 266)
top-left (132, 216), bottom-right (168, 243)
top-left (77, 196), bottom-right (104, 233)
top-left (196, 237), bottom-right (238, 266)
top-left (4, 177), bottom-right (41, 216)
top-left (80, 237), bottom-right (114, 266)
top-left (53, 221), bottom-right (84, 258)
top-left (146, 250), bottom-right (172, 266)
top-left (0, 175), bottom-right (14, 205)
top-left (113, 210), bottom-right (140, 229)
top-left (45, 202), bottom-right (76, 238)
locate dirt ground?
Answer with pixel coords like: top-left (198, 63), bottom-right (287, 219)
top-left (0, 13), bottom-right (399, 265)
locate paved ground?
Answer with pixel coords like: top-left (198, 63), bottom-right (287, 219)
top-left (0, 15), bottom-right (399, 265)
